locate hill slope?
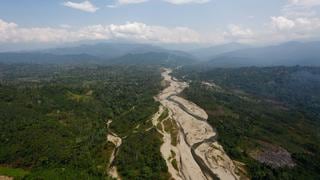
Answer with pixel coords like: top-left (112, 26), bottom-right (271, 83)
top-left (190, 43), bottom-right (250, 61)
top-left (174, 66), bottom-right (320, 179)
top-left (208, 41), bottom-right (320, 67)
top-left (0, 43), bottom-right (194, 66)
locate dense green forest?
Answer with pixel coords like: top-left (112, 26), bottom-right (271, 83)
top-left (0, 63), bottom-right (167, 179)
top-left (174, 66), bottom-right (320, 179)
top-left (2, 62), bottom-right (320, 179)
top-left (176, 66), bottom-right (320, 121)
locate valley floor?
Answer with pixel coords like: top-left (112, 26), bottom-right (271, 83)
top-left (152, 69), bottom-right (245, 180)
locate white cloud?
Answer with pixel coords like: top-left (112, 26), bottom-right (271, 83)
top-left (222, 25), bottom-right (256, 43)
top-left (214, 15), bottom-right (320, 45)
top-left (107, 0), bottom-right (149, 8)
top-left (227, 25), bottom-right (254, 38)
top-left (282, 6), bottom-right (317, 18)
top-left (164, 0), bottom-right (210, 5)
top-left (2, 15), bottom-right (320, 46)
top-left (288, 0), bottom-right (320, 7)
top-left (109, 22), bottom-right (201, 43)
top-left (0, 19), bottom-right (201, 44)
top-left (118, 0), bottom-right (149, 5)
top-left (270, 16), bottom-right (320, 32)
top-left (283, 0), bottom-right (320, 18)
top-left (271, 16), bottom-right (296, 30)
top-left (108, 0), bottom-right (210, 7)
top-left (60, 24), bottom-right (72, 29)
top-left (258, 0), bottom-right (320, 44)
top-left (0, 19), bottom-right (17, 31)
top-left (63, 1), bottom-right (98, 13)
top-left (292, 17), bottom-right (320, 31)
top-left (0, 19), bottom-right (18, 42)
top-left (248, 16), bottom-right (320, 44)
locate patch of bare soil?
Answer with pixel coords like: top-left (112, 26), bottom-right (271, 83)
top-left (0, 176), bottom-right (13, 180)
top-left (249, 141), bottom-right (295, 168)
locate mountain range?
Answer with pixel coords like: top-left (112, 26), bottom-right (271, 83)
top-left (0, 43), bottom-right (193, 66)
top-left (190, 42), bottom-right (250, 60)
top-left (206, 41), bottom-right (320, 67)
top-left (0, 41), bottom-right (320, 67)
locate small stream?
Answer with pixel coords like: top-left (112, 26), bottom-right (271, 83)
top-left (106, 121), bottom-right (122, 180)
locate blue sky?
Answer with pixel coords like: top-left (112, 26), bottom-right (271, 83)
top-left (0, 0), bottom-right (283, 29)
top-left (0, 0), bottom-right (320, 48)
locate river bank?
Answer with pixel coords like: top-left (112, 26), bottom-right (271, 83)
top-left (154, 68), bottom-right (243, 180)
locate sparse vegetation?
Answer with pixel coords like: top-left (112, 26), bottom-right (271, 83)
top-left (163, 118), bottom-right (179, 146)
top-left (171, 159), bottom-right (178, 171)
top-left (159, 108), bottom-right (169, 122)
top-left (0, 167), bottom-right (30, 179)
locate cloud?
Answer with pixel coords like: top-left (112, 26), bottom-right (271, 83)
top-left (270, 16), bottom-right (320, 32)
top-left (259, 0), bottom-right (320, 44)
top-left (221, 25), bottom-right (256, 43)
top-left (63, 1), bottom-right (98, 13)
top-left (118, 0), bottom-right (149, 5)
top-left (247, 16), bottom-right (320, 44)
top-left (0, 19), bottom-right (17, 30)
top-left (0, 19), bottom-right (18, 42)
top-left (227, 25), bottom-right (254, 38)
top-left (271, 16), bottom-right (296, 30)
top-left (218, 15), bottom-right (320, 45)
top-left (0, 19), bottom-right (201, 44)
top-left (59, 24), bottom-right (72, 29)
top-left (109, 22), bottom-right (201, 43)
top-left (283, 0), bottom-right (320, 18)
top-left (277, 0), bottom-right (320, 31)
top-left (282, 6), bottom-right (317, 18)
top-left (164, 0), bottom-right (210, 5)
top-left (107, 0), bottom-right (149, 8)
top-left (2, 15), bottom-right (320, 46)
top-left (108, 0), bottom-right (210, 7)
top-left (288, 0), bottom-right (320, 7)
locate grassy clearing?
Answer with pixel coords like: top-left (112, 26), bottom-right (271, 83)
top-left (171, 150), bottom-right (176, 158)
top-left (159, 108), bottom-right (169, 122)
top-left (66, 91), bottom-right (92, 103)
top-left (105, 142), bottom-right (116, 164)
top-left (156, 122), bottom-right (163, 132)
top-left (171, 159), bottom-right (178, 171)
top-left (161, 80), bottom-right (170, 89)
top-left (163, 118), bottom-right (179, 146)
top-left (0, 167), bottom-right (29, 179)
top-left (168, 150), bottom-right (178, 171)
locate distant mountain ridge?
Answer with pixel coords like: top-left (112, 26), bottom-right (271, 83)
top-left (108, 52), bottom-right (194, 67)
top-left (41, 43), bottom-right (191, 59)
top-left (207, 41), bottom-right (320, 67)
top-left (190, 43), bottom-right (250, 60)
top-left (0, 53), bottom-right (100, 64)
top-left (0, 43), bottom-right (194, 66)
top-left (1, 41), bottom-right (320, 67)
